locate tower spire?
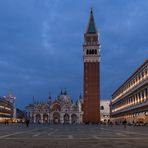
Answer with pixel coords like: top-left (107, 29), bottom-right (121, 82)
top-left (90, 7), bottom-right (93, 14)
top-left (86, 8), bottom-right (97, 33)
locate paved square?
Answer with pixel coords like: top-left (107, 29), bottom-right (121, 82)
top-left (0, 124), bottom-right (148, 148)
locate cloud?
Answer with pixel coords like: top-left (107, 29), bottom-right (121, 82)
top-left (41, 0), bottom-right (61, 55)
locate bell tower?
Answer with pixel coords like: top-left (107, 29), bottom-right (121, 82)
top-left (83, 9), bottom-right (100, 123)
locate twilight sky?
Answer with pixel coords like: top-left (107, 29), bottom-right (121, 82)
top-left (0, 0), bottom-right (148, 109)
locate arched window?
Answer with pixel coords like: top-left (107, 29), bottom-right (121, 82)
top-left (86, 50), bottom-right (89, 55)
top-left (92, 49), bottom-right (94, 54)
top-left (100, 106), bottom-right (104, 110)
top-left (95, 49), bottom-right (97, 54)
top-left (89, 50), bottom-right (91, 54)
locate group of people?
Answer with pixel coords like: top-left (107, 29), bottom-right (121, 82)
top-left (3, 118), bottom-right (130, 128)
top-left (101, 119), bottom-right (128, 128)
top-left (3, 118), bottom-right (30, 128)
top-left (4, 120), bottom-right (9, 126)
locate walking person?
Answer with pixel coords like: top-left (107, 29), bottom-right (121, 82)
top-left (123, 119), bottom-right (127, 128)
top-left (25, 118), bottom-right (30, 127)
top-left (4, 119), bottom-right (6, 126)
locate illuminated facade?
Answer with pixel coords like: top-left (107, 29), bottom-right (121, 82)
top-left (110, 60), bottom-right (148, 123)
top-left (3, 94), bottom-right (16, 119)
top-left (26, 91), bottom-right (83, 124)
top-left (0, 97), bottom-right (14, 122)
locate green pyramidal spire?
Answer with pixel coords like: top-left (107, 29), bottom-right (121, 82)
top-left (86, 8), bottom-right (97, 33)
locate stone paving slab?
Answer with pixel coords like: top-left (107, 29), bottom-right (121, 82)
top-left (0, 124), bottom-right (148, 147)
top-left (0, 139), bottom-right (148, 148)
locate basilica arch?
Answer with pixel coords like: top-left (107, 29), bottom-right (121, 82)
top-left (43, 113), bottom-right (48, 123)
top-left (51, 103), bottom-right (61, 112)
top-left (71, 114), bottom-right (78, 124)
top-left (63, 113), bottom-right (70, 124)
top-left (36, 114), bottom-right (41, 123)
top-left (52, 112), bottom-right (60, 124)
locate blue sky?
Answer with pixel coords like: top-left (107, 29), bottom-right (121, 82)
top-left (0, 0), bottom-right (148, 108)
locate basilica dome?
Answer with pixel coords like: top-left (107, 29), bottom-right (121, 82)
top-left (58, 90), bottom-right (71, 104)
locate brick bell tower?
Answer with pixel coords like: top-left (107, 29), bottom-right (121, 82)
top-left (83, 9), bottom-right (100, 124)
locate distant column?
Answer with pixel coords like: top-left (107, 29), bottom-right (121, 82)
top-left (48, 113), bottom-right (50, 123)
top-left (34, 114), bottom-right (36, 123)
top-left (79, 113), bottom-right (83, 123)
top-left (30, 113), bottom-right (32, 122)
top-left (49, 114), bottom-right (52, 124)
top-left (69, 115), bottom-right (71, 124)
top-left (41, 114), bottom-right (43, 123)
top-left (60, 114), bottom-right (64, 124)
top-left (137, 94), bottom-right (140, 104)
top-left (140, 92), bottom-right (143, 102)
top-left (144, 90), bottom-right (146, 101)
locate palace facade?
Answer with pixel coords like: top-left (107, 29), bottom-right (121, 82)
top-left (25, 91), bottom-right (83, 124)
top-left (110, 60), bottom-right (148, 124)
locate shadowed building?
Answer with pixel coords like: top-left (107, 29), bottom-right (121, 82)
top-left (83, 9), bottom-right (101, 124)
top-left (110, 60), bottom-right (148, 124)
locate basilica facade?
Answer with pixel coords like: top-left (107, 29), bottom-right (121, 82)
top-left (25, 91), bottom-right (83, 124)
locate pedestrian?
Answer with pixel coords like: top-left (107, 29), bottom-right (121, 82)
top-left (123, 119), bottom-right (127, 128)
top-left (25, 119), bottom-right (30, 127)
top-left (4, 119), bottom-right (6, 126)
top-left (132, 120), bottom-right (135, 126)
